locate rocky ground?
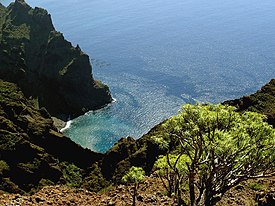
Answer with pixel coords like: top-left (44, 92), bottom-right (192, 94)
top-left (0, 175), bottom-right (274, 206)
top-left (216, 177), bottom-right (275, 206)
top-left (51, 117), bottom-right (66, 131)
top-left (0, 175), bottom-right (175, 206)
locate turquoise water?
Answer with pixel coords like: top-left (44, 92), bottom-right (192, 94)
top-left (3, 0), bottom-right (275, 152)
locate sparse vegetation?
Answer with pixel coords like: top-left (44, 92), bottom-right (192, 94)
top-left (0, 160), bottom-right (10, 176)
top-left (122, 166), bottom-right (145, 206)
top-left (82, 163), bottom-right (110, 192)
top-left (0, 80), bottom-right (103, 193)
top-left (154, 153), bottom-right (188, 204)
top-left (225, 79), bottom-right (275, 127)
top-left (60, 163), bottom-right (83, 187)
top-left (248, 182), bottom-right (264, 191)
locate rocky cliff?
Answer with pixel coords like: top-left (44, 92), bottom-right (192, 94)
top-left (0, 80), bottom-right (104, 193)
top-left (224, 79), bottom-right (275, 127)
top-left (0, 0), bottom-right (112, 118)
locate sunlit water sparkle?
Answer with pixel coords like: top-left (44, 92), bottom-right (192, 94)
top-left (3, 0), bottom-right (275, 152)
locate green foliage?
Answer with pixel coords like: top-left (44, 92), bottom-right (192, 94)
top-left (0, 177), bottom-right (24, 194)
top-left (113, 159), bottom-right (132, 183)
top-left (122, 166), bottom-right (145, 184)
top-left (225, 79), bottom-right (275, 127)
top-left (94, 80), bottom-right (107, 89)
top-left (59, 59), bottom-right (75, 76)
top-left (122, 166), bottom-right (145, 206)
top-left (155, 154), bottom-right (189, 176)
top-left (151, 136), bottom-right (169, 150)
top-left (61, 163), bottom-right (83, 187)
top-left (17, 158), bottom-right (41, 174)
top-left (38, 178), bottom-right (54, 187)
top-left (4, 23), bottom-right (30, 40)
top-left (154, 153), bottom-right (189, 203)
top-left (0, 160), bottom-right (10, 176)
top-left (248, 182), bottom-right (264, 191)
top-left (154, 103), bottom-right (275, 206)
top-left (82, 163), bottom-right (110, 192)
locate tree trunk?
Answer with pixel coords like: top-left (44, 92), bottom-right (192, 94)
top-left (189, 171), bottom-right (195, 206)
top-left (177, 185), bottom-right (183, 205)
top-left (205, 195), bottom-right (220, 206)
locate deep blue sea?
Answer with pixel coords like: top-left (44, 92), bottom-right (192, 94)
top-left (3, 0), bottom-right (275, 152)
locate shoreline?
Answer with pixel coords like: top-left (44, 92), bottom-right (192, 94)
top-left (57, 97), bottom-right (117, 133)
top-left (60, 120), bottom-right (72, 133)
top-left (52, 117), bottom-right (66, 131)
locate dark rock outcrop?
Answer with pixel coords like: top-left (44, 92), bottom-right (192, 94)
top-left (224, 79), bottom-right (275, 127)
top-left (0, 80), bottom-right (103, 193)
top-left (100, 123), bottom-right (168, 183)
top-left (0, 0), bottom-right (112, 118)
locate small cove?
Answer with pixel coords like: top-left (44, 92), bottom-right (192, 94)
top-left (3, 0), bottom-right (275, 152)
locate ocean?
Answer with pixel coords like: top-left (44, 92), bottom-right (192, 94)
top-left (3, 0), bottom-right (275, 152)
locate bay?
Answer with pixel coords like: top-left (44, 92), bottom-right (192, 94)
top-left (3, 0), bottom-right (275, 152)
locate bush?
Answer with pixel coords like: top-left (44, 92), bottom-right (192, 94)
top-left (153, 103), bottom-right (275, 206)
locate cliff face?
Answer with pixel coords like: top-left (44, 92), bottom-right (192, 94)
top-left (224, 79), bottom-right (275, 127)
top-left (0, 80), bottom-right (103, 193)
top-left (0, 0), bottom-right (112, 118)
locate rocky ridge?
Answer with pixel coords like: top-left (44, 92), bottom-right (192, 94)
top-left (0, 80), bottom-right (103, 194)
top-left (0, 0), bottom-right (112, 118)
top-left (224, 79), bottom-right (275, 127)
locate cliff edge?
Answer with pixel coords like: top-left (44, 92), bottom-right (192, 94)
top-left (224, 79), bottom-right (275, 127)
top-left (0, 80), bottom-right (103, 193)
top-left (0, 0), bottom-right (112, 118)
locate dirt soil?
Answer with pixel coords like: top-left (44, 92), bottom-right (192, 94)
top-left (0, 175), bottom-right (176, 206)
top-left (0, 175), bottom-right (274, 206)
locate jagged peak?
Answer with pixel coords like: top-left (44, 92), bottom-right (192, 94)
top-left (0, 0), bottom-right (112, 117)
top-left (5, 0), bottom-right (53, 32)
top-left (9, 0), bottom-right (31, 11)
top-left (33, 6), bottom-right (50, 16)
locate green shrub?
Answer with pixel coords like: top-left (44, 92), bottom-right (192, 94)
top-left (248, 182), bottom-right (264, 191)
top-left (60, 163), bottom-right (83, 187)
top-left (82, 163), bottom-right (110, 192)
top-left (0, 160), bottom-right (10, 176)
top-left (154, 103), bottom-right (275, 206)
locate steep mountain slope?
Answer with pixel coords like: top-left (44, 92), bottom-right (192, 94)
top-left (0, 80), bottom-right (103, 193)
top-left (224, 79), bottom-right (275, 127)
top-left (0, 0), bottom-right (112, 118)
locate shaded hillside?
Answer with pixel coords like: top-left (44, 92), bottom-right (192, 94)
top-left (100, 123), bottom-right (168, 183)
top-left (0, 80), bottom-right (103, 193)
top-left (224, 79), bottom-right (275, 127)
top-left (0, 0), bottom-right (112, 118)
